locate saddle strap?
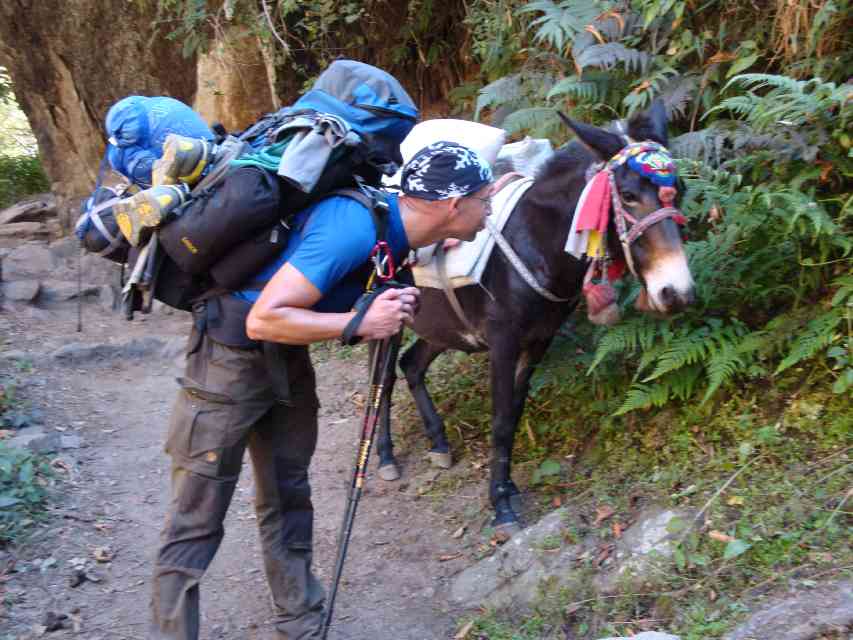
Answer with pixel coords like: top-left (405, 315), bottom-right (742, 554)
top-left (484, 217), bottom-right (569, 303)
top-left (435, 242), bottom-right (487, 345)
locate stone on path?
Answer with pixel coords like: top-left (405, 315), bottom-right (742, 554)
top-left (7, 427), bottom-right (60, 454)
top-left (450, 508), bottom-right (584, 610)
top-left (723, 579), bottom-right (853, 640)
top-left (1, 279), bottom-right (41, 302)
top-left (1, 244), bottom-right (56, 280)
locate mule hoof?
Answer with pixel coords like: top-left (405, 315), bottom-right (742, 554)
top-left (493, 520), bottom-right (522, 538)
top-left (427, 451), bottom-right (453, 469)
top-left (378, 464), bottom-right (401, 482)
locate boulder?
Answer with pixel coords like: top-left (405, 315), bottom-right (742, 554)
top-left (39, 279), bottom-right (103, 302)
top-left (0, 196), bottom-right (57, 225)
top-left (723, 579), bottom-right (853, 640)
top-left (1, 279), bottom-right (41, 302)
top-left (450, 508), bottom-right (585, 610)
top-left (0, 222), bottom-right (49, 241)
top-left (595, 507), bottom-right (694, 594)
top-left (7, 426), bottom-right (60, 454)
top-left (1, 244), bottom-right (56, 280)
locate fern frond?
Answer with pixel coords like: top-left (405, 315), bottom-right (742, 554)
top-left (589, 317), bottom-right (660, 372)
top-left (547, 75), bottom-right (607, 102)
top-left (476, 74), bottom-right (524, 119)
top-left (519, 0), bottom-right (609, 51)
top-left (776, 310), bottom-right (844, 374)
top-left (831, 273), bottom-right (853, 306)
top-left (661, 74), bottom-right (699, 120)
top-left (501, 107), bottom-right (563, 138)
top-left (643, 325), bottom-right (711, 382)
top-left (613, 382), bottom-right (670, 415)
top-left (575, 43), bottom-right (651, 74)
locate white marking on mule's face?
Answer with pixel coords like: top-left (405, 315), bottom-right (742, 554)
top-left (642, 251), bottom-right (694, 312)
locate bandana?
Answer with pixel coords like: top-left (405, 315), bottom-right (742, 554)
top-left (401, 141), bottom-right (493, 201)
top-left (565, 141), bottom-right (678, 260)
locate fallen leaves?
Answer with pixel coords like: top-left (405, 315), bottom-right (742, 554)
top-left (451, 525), bottom-right (466, 539)
top-left (454, 620), bottom-right (474, 639)
top-left (92, 546), bottom-right (113, 563)
top-left (594, 504), bottom-right (614, 526)
top-left (438, 553), bottom-right (463, 562)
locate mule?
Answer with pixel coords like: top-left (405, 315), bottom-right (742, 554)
top-left (376, 100), bottom-right (695, 531)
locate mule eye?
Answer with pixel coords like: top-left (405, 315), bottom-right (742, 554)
top-left (620, 192), bottom-right (639, 206)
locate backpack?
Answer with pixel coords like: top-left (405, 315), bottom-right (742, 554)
top-left (124, 60), bottom-right (418, 315)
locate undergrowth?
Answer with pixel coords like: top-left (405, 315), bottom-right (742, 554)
top-left (403, 351), bottom-right (851, 638)
top-left (0, 373), bottom-right (53, 546)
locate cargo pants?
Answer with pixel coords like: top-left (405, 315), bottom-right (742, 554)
top-left (150, 327), bottom-right (325, 639)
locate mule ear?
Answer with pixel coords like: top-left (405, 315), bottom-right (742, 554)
top-left (558, 111), bottom-right (623, 160)
top-left (627, 98), bottom-right (669, 145)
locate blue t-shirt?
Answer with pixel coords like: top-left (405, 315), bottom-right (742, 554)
top-left (237, 192), bottom-right (409, 313)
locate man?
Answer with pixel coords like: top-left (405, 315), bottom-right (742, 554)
top-left (151, 141), bottom-right (494, 640)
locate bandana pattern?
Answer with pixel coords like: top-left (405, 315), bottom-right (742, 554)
top-left (401, 141), bottom-right (493, 201)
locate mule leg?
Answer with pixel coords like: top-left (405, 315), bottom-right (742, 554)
top-left (504, 340), bottom-right (552, 510)
top-left (399, 338), bottom-right (451, 468)
top-left (375, 336), bottom-right (403, 481)
top-left (488, 335), bottom-right (524, 531)
top-left (488, 334), bottom-right (556, 530)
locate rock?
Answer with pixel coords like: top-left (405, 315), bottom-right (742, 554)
top-left (60, 435), bottom-right (83, 449)
top-left (0, 196), bottom-right (56, 225)
top-left (8, 427), bottom-right (61, 454)
top-left (450, 508), bottom-right (584, 610)
top-left (51, 252), bottom-right (123, 286)
top-left (0, 221), bottom-right (49, 241)
top-left (39, 279), bottom-right (102, 302)
top-left (49, 235), bottom-right (82, 260)
top-left (595, 507), bottom-right (694, 594)
top-left (1, 244), bottom-right (56, 280)
top-left (0, 350), bottom-right (31, 362)
top-left (598, 633), bottom-right (680, 640)
top-left (1, 279), bottom-right (41, 302)
top-left (723, 579), bottom-right (853, 640)
top-left (50, 336), bottom-right (168, 364)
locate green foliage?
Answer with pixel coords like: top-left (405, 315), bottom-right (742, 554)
top-left (0, 444), bottom-right (52, 545)
top-left (0, 155), bottom-right (50, 209)
top-left (461, 0), bottom-right (853, 415)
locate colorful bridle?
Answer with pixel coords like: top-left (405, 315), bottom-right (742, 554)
top-left (567, 140), bottom-right (687, 279)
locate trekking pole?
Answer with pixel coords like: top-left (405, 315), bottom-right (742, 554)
top-left (322, 331), bottom-right (400, 639)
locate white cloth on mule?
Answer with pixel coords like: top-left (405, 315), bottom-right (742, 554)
top-left (411, 176), bottom-right (534, 290)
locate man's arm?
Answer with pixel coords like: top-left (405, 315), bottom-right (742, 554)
top-left (245, 262), bottom-right (419, 345)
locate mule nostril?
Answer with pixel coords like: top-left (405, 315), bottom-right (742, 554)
top-left (660, 286), bottom-right (676, 307)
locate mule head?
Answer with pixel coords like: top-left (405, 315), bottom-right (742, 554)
top-left (558, 100), bottom-right (695, 315)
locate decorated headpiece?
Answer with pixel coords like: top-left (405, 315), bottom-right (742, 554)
top-left (401, 141), bottom-right (493, 201)
top-left (564, 140), bottom-right (684, 326)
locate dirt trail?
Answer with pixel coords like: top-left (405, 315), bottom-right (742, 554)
top-left (1, 302), bottom-right (483, 640)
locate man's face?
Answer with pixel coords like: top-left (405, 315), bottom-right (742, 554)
top-left (454, 184), bottom-right (493, 241)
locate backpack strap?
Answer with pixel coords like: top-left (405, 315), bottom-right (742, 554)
top-left (327, 185), bottom-right (391, 245)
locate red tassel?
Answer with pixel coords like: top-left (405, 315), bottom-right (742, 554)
top-left (583, 282), bottom-right (617, 316)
